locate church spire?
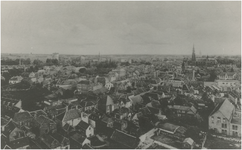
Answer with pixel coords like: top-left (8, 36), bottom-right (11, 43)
top-left (192, 44), bottom-right (196, 63)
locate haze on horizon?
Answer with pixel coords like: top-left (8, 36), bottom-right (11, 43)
top-left (1, 1), bottom-right (241, 55)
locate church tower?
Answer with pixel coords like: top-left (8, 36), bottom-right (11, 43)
top-left (192, 44), bottom-right (196, 64)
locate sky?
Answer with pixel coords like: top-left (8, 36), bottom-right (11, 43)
top-left (1, 1), bottom-right (241, 55)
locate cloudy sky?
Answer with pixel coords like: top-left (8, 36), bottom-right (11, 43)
top-left (1, 1), bottom-right (241, 55)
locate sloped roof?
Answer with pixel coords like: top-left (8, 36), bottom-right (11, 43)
top-left (210, 99), bottom-right (234, 120)
top-left (80, 101), bottom-right (95, 108)
top-left (2, 120), bottom-right (17, 137)
top-left (7, 137), bottom-right (29, 149)
top-left (13, 111), bottom-right (32, 122)
top-left (76, 121), bottom-right (90, 131)
top-left (157, 122), bottom-right (180, 134)
top-left (36, 115), bottom-right (55, 125)
top-left (106, 95), bottom-right (114, 106)
top-left (30, 110), bottom-right (47, 118)
top-left (63, 109), bottom-right (81, 122)
top-left (63, 123), bottom-right (74, 132)
top-left (70, 131), bottom-right (87, 144)
top-left (110, 129), bottom-right (138, 148)
top-left (183, 137), bottom-right (194, 145)
top-left (50, 132), bottom-right (68, 144)
top-left (41, 134), bottom-right (60, 149)
top-left (129, 95), bottom-right (143, 105)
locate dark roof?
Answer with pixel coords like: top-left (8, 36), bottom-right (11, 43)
top-left (76, 121), bottom-right (90, 131)
top-left (29, 139), bottom-right (42, 149)
top-left (82, 144), bottom-right (93, 149)
top-left (50, 132), bottom-right (68, 144)
top-left (110, 129), bottom-right (138, 148)
top-left (30, 110), bottom-right (47, 118)
top-left (63, 123), bottom-right (74, 132)
top-left (40, 134), bottom-right (61, 149)
top-left (36, 115), bottom-right (55, 125)
top-left (7, 137), bottom-right (30, 149)
top-left (2, 120), bottom-right (17, 137)
top-left (80, 101), bottom-right (95, 108)
top-left (56, 111), bottom-right (65, 121)
top-left (70, 131), bottom-right (87, 144)
top-left (1, 117), bottom-right (10, 126)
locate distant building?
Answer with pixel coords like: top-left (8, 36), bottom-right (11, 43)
top-left (52, 53), bottom-right (59, 60)
top-left (218, 72), bottom-right (237, 80)
top-left (215, 79), bottom-right (240, 91)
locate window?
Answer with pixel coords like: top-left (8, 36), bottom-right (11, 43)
top-left (223, 118), bottom-right (226, 123)
top-left (222, 129), bottom-right (227, 134)
top-left (232, 125), bottom-right (238, 130)
top-left (217, 117), bottom-right (221, 124)
top-left (232, 131), bottom-right (238, 136)
top-left (211, 116), bottom-right (214, 123)
top-left (222, 123), bottom-right (227, 128)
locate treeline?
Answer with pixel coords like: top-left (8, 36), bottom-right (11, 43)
top-left (46, 59), bottom-right (59, 66)
top-left (1, 58), bottom-right (31, 65)
top-left (94, 60), bottom-right (117, 69)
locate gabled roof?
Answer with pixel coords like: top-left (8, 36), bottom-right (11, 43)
top-left (40, 134), bottom-right (60, 149)
top-left (2, 120), bottom-right (17, 137)
top-left (63, 123), bottom-right (74, 132)
top-left (210, 99), bottom-right (234, 120)
top-left (50, 132), bottom-right (69, 144)
top-left (76, 121), bottom-right (90, 131)
top-left (63, 109), bottom-right (81, 122)
top-left (36, 115), bottom-right (56, 125)
top-left (70, 131), bottom-right (87, 144)
top-left (56, 111), bottom-right (65, 121)
top-left (110, 129), bottom-right (138, 148)
top-left (30, 110), bottom-right (47, 118)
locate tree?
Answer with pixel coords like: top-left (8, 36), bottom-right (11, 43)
top-left (209, 70), bottom-right (217, 81)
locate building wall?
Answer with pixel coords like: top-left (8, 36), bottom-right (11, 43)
top-left (66, 118), bottom-right (81, 127)
top-left (209, 111), bottom-right (231, 135)
top-left (86, 126), bottom-right (94, 137)
top-left (230, 123), bottom-right (241, 137)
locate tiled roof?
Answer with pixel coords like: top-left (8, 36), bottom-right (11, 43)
top-left (210, 99), bottom-right (234, 120)
top-left (30, 110), bottom-right (47, 118)
top-left (36, 115), bottom-right (55, 125)
top-left (63, 109), bottom-right (81, 122)
top-left (50, 132), bottom-right (68, 144)
top-left (70, 131), bottom-right (87, 143)
top-left (110, 129), bottom-right (138, 148)
top-left (13, 111), bottom-right (32, 122)
top-left (76, 121), bottom-right (89, 131)
top-left (157, 122), bottom-right (180, 134)
top-left (40, 134), bottom-right (60, 149)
